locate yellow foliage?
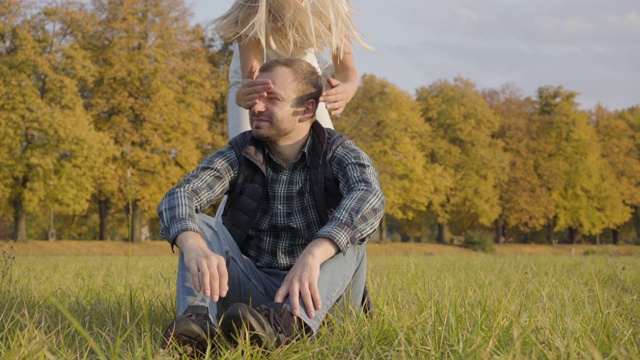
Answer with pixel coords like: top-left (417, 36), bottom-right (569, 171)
top-left (416, 78), bottom-right (506, 227)
top-left (337, 74), bottom-right (435, 220)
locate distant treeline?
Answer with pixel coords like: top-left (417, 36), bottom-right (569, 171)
top-left (1, 0), bottom-right (639, 245)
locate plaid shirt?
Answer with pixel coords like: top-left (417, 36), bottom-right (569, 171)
top-left (158, 134), bottom-right (385, 269)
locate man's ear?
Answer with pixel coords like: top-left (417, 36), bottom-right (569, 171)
top-left (301, 99), bottom-right (317, 120)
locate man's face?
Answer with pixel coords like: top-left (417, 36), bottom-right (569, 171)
top-left (249, 67), bottom-right (307, 143)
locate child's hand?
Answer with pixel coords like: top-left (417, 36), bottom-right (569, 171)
top-left (319, 77), bottom-right (358, 116)
top-left (235, 61), bottom-right (273, 109)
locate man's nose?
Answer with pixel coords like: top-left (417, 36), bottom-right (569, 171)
top-left (251, 97), bottom-right (266, 113)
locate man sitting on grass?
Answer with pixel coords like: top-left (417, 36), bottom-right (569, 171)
top-left (157, 57), bottom-right (385, 354)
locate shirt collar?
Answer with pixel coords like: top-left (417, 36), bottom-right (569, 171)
top-left (264, 133), bottom-right (313, 167)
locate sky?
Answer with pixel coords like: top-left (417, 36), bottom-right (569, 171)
top-left (188, 0), bottom-right (640, 110)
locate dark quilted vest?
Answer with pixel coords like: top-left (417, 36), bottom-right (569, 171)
top-left (222, 121), bottom-right (347, 247)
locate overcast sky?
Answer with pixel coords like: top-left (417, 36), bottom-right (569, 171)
top-left (189, 0), bottom-right (639, 110)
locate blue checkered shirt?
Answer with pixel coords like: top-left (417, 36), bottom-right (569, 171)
top-left (158, 134), bottom-right (385, 269)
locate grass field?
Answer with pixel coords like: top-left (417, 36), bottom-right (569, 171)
top-left (1, 241), bottom-right (639, 359)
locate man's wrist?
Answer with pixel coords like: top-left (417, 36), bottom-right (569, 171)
top-left (175, 231), bottom-right (203, 250)
top-left (300, 238), bottom-right (339, 264)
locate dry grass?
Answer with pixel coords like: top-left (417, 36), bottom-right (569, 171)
top-left (366, 242), bottom-right (640, 256)
top-left (5, 240), bottom-right (171, 256)
top-left (2, 240), bottom-right (639, 358)
top-left (4, 239), bottom-right (640, 256)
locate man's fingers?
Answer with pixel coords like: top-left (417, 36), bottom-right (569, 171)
top-left (181, 241), bottom-right (228, 302)
top-left (208, 265), bottom-right (220, 301)
top-left (300, 286), bottom-right (316, 318)
top-left (274, 286), bottom-right (288, 303)
top-left (310, 282), bottom-right (322, 311)
top-left (289, 284), bottom-right (301, 317)
top-left (197, 263), bottom-right (211, 297)
top-left (189, 267), bottom-right (201, 292)
top-left (217, 261), bottom-right (229, 298)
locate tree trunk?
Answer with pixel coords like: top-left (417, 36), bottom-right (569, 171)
top-left (633, 206), bottom-right (640, 242)
top-left (436, 222), bottom-right (447, 244)
top-left (379, 215), bottom-right (388, 242)
top-left (494, 217), bottom-right (503, 244)
top-left (98, 197), bottom-right (110, 241)
top-left (48, 207), bottom-right (56, 242)
top-left (141, 223), bottom-right (150, 241)
top-left (129, 200), bottom-right (143, 243)
top-left (546, 218), bottom-right (555, 244)
top-left (611, 228), bottom-right (618, 245)
top-left (12, 195), bottom-right (27, 242)
top-left (567, 227), bottom-right (578, 244)
top-left (503, 220), bottom-right (510, 244)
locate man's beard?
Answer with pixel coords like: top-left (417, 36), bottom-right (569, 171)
top-left (250, 115), bottom-right (296, 142)
top-left (252, 129), bottom-right (276, 141)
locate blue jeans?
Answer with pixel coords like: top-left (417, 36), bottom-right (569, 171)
top-left (176, 214), bottom-right (367, 332)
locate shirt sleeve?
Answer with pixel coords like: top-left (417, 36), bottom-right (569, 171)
top-left (157, 145), bottom-right (239, 247)
top-left (314, 140), bottom-right (386, 253)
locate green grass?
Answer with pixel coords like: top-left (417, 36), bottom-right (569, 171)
top-left (1, 246), bottom-right (639, 359)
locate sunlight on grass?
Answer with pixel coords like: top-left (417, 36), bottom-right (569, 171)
top-left (0, 245), bottom-right (639, 359)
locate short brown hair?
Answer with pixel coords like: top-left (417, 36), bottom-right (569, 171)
top-left (259, 58), bottom-right (323, 108)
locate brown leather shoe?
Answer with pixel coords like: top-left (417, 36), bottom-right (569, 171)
top-left (220, 302), bottom-right (306, 348)
top-left (162, 305), bottom-right (218, 356)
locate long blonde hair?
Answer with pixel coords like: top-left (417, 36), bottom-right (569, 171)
top-left (213, 0), bottom-right (372, 58)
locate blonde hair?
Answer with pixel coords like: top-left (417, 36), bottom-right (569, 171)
top-left (213, 0), bottom-right (372, 58)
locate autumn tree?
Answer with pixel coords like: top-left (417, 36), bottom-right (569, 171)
top-left (534, 86), bottom-right (629, 243)
top-left (615, 106), bottom-right (640, 241)
top-left (337, 74), bottom-right (439, 241)
top-left (80, 0), bottom-right (221, 241)
top-left (203, 32), bottom-right (233, 143)
top-left (416, 78), bottom-right (506, 243)
top-left (593, 106), bottom-right (640, 243)
top-left (484, 85), bottom-right (554, 242)
top-left (0, 0), bottom-right (111, 241)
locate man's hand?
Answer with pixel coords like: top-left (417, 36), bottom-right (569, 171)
top-left (274, 238), bottom-right (338, 318)
top-left (235, 60), bottom-right (273, 109)
top-left (176, 231), bottom-right (229, 302)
